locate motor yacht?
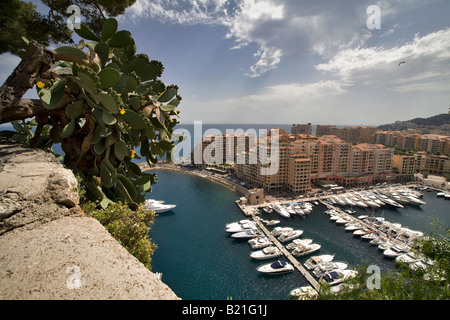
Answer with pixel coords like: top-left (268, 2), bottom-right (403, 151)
top-left (343, 197), bottom-right (356, 206)
top-left (344, 209), bottom-right (356, 214)
top-left (329, 214), bottom-right (341, 221)
top-left (290, 286), bottom-right (318, 300)
top-left (395, 252), bottom-right (420, 265)
top-left (292, 243), bottom-right (321, 257)
top-left (345, 223), bottom-right (363, 232)
top-left (273, 203), bottom-right (290, 218)
top-left (319, 269), bottom-right (358, 286)
top-left (262, 206), bottom-right (273, 214)
top-left (304, 255), bottom-right (335, 270)
top-left (384, 244), bottom-right (410, 259)
top-left (286, 239), bottom-right (313, 250)
top-left (299, 202), bottom-right (313, 214)
top-left (231, 229), bottom-right (261, 239)
top-left (285, 205), bottom-right (296, 215)
top-left (257, 260), bottom-right (294, 274)
top-left (312, 261), bottom-right (349, 278)
top-left (278, 229), bottom-right (304, 242)
top-left (378, 240), bottom-right (394, 251)
top-left (294, 206), bottom-right (305, 217)
top-left (226, 219), bottom-right (253, 229)
top-left (264, 219), bottom-right (280, 226)
top-left (226, 221), bottom-right (257, 233)
top-left (353, 228), bottom-right (373, 237)
top-left (271, 227), bottom-right (293, 236)
top-left (250, 246), bottom-right (283, 260)
top-left (361, 232), bottom-right (379, 241)
top-left (331, 196), bottom-right (346, 206)
top-left (403, 195), bottom-right (426, 205)
top-left (248, 236), bottom-right (272, 250)
top-left (335, 216), bottom-right (351, 225)
top-left (436, 192), bottom-right (445, 198)
top-left (352, 197), bottom-right (368, 208)
top-left (143, 199), bottom-right (176, 213)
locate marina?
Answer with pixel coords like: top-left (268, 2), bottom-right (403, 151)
top-left (232, 184), bottom-right (443, 295)
top-left (149, 169), bottom-right (449, 300)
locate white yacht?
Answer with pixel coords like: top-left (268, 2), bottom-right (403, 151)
top-left (345, 223), bottom-right (363, 232)
top-left (292, 243), bottom-right (321, 257)
top-left (332, 196), bottom-right (346, 206)
top-left (403, 195), bottom-right (426, 205)
top-left (384, 244), bottom-right (410, 259)
top-left (436, 192), bottom-right (445, 198)
top-left (264, 219), bottom-right (280, 226)
top-left (250, 246), bottom-right (283, 260)
top-left (248, 236), bottom-right (272, 250)
top-left (285, 205), bottom-right (296, 215)
top-left (231, 229), bottom-right (261, 239)
top-left (271, 227), bottom-right (293, 236)
top-left (273, 203), bottom-right (290, 218)
top-left (257, 260), bottom-right (294, 274)
top-left (226, 221), bottom-right (257, 233)
top-left (319, 269), bottom-right (358, 286)
top-left (290, 286), bottom-right (318, 300)
top-left (286, 239), bottom-right (313, 250)
top-left (226, 219), bottom-right (253, 229)
top-left (299, 202), bottom-right (313, 214)
top-left (278, 229), bottom-right (304, 242)
top-left (343, 197), bottom-right (356, 206)
top-left (304, 255), bottom-right (335, 270)
top-left (143, 199), bottom-right (176, 213)
top-left (335, 216), bottom-right (351, 225)
top-left (312, 261), bottom-right (349, 278)
top-left (294, 206), bottom-right (305, 216)
top-left (352, 197), bottom-right (368, 208)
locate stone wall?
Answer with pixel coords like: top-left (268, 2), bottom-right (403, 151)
top-left (0, 140), bottom-right (179, 300)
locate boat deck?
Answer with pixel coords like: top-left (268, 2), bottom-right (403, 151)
top-left (249, 213), bottom-right (320, 291)
top-left (318, 200), bottom-right (406, 248)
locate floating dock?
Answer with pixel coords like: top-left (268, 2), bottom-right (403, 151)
top-left (250, 213), bottom-right (320, 291)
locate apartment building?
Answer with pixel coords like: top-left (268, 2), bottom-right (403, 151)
top-left (235, 132), bottom-right (395, 194)
top-left (393, 155), bottom-right (417, 175)
top-left (375, 131), bottom-right (450, 155)
top-left (291, 123), bottom-right (313, 135)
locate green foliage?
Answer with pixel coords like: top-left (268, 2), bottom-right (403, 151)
top-left (83, 201), bottom-right (157, 271)
top-left (316, 223), bottom-right (449, 300)
top-left (0, 1), bottom-right (137, 56)
top-left (6, 18), bottom-right (181, 209)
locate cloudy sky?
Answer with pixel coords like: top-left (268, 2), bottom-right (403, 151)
top-left (2, 0), bottom-right (450, 125)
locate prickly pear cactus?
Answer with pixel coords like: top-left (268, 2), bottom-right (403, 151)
top-left (33, 18), bottom-right (181, 209)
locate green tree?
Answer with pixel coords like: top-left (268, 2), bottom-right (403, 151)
top-left (0, 18), bottom-right (181, 209)
top-left (317, 224), bottom-right (449, 300)
top-left (0, 0), bottom-right (136, 56)
top-left (82, 201), bottom-right (157, 270)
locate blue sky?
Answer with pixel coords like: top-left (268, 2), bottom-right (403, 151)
top-left (1, 0), bottom-right (450, 125)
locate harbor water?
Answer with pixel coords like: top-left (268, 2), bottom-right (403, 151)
top-left (148, 169), bottom-right (449, 300)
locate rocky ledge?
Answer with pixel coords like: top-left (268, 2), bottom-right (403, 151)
top-left (0, 140), bottom-right (179, 300)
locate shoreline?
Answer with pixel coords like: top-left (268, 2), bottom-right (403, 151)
top-left (139, 163), bottom-right (247, 195)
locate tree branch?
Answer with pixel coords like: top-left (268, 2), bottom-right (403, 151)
top-left (0, 41), bottom-right (55, 124)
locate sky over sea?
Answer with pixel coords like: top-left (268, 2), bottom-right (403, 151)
top-left (1, 0), bottom-right (450, 126)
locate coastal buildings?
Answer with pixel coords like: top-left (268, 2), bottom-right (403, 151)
top-left (375, 131), bottom-right (450, 155)
top-left (291, 123), bottom-right (312, 135)
top-left (193, 125), bottom-right (449, 194)
top-left (234, 131), bottom-right (396, 194)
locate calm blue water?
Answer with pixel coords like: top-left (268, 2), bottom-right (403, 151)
top-left (148, 170), bottom-right (449, 300)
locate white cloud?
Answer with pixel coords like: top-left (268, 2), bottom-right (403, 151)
top-left (315, 28), bottom-right (450, 90)
top-left (123, 0), bottom-right (376, 77)
top-left (184, 80), bottom-right (348, 123)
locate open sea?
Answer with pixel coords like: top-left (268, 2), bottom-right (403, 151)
top-left (148, 169), bottom-right (449, 300)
